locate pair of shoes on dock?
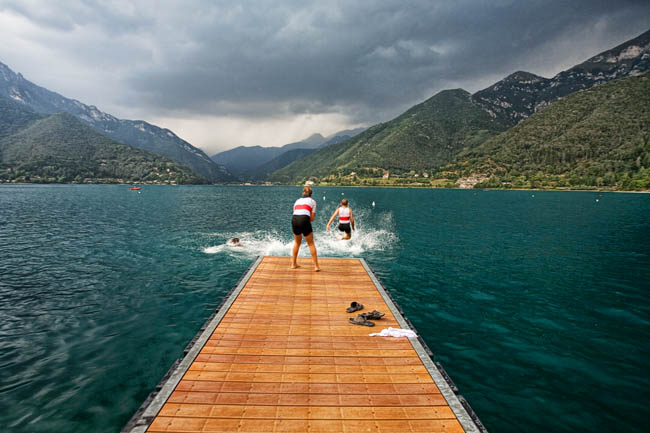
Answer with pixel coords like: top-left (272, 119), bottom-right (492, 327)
top-left (346, 301), bottom-right (363, 313)
top-left (349, 311), bottom-right (385, 327)
top-left (346, 302), bottom-right (385, 326)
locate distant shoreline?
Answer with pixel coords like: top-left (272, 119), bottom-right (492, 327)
top-left (255, 183), bottom-right (650, 194)
top-left (3, 182), bottom-right (648, 194)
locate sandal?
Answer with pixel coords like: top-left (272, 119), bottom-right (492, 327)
top-left (346, 302), bottom-right (364, 313)
top-left (361, 310), bottom-right (385, 320)
top-left (349, 314), bottom-right (375, 327)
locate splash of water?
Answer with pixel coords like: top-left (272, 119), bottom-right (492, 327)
top-left (202, 231), bottom-right (289, 257)
top-left (202, 211), bottom-right (397, 258)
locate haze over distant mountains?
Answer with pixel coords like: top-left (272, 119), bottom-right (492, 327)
top-left (211, 128), bottom-right (365, 180)
top-left (272, 28), bottom-right (650, 190)
top-left (0, 62), bottom-right (231, 182)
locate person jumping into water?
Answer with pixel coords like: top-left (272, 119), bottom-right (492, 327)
top-left (327, 199), bottom-right (355, 240)
top-left (291, 185), bottom-right (321, 271)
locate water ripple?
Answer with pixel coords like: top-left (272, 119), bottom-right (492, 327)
top-left (0, 185), bottom-right (649, 433)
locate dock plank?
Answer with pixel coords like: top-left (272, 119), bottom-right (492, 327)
top-left (136, 257), bottom-right (478, 433)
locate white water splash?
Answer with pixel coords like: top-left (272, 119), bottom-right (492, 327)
top-left (202, 231), bottom-right (288, 257)
top-left (202, 211), bottom-right (397, 258)
top-left (202, 245), bottom-right (227, 254)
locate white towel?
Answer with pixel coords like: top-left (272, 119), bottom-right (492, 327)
top-left (369, 327), bottom-right (417, 338)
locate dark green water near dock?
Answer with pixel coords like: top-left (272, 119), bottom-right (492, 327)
top-left (1, 185), bottom-right (648, 432)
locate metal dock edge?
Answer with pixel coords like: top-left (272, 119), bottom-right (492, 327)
top-left (122, 256), bottom-right (263, 433)
top-left (360, 259), bottom-right (487, 433)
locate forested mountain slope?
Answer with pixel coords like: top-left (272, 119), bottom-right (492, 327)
top-left (270, 89), bottom-right (508, 182)
top-left (446, 72), bottom-right (650, 190)
top-left (0, 61), bottom-right (230, 182)
top-left (0, 98), bottom-right (204, 184)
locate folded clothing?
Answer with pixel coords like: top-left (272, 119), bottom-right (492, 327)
top-left (369, 327), bottom-right (417, 338)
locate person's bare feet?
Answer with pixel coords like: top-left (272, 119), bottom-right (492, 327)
top-left (290, 264), bottom-right (300, 269)
top-left (314, 267), bottom-right (321, 272)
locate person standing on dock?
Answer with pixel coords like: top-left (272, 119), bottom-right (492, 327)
top-left (291, 186), bottom-right (321, 271)
top-left (326, 199), bottom-right (355, 240)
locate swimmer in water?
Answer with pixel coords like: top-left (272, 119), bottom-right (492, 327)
top-left (229, 238), bottom-right (242, 247)
top-left (326, 199), bottom-right (355, 240)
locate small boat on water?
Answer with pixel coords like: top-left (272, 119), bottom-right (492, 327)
top-left (128, 186), bottom-right (141, 191)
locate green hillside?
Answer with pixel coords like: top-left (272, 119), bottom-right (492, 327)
top-left (0, 95), bottom-right (42, 138)
top-left (441, 72), bottom-right (650, 190)
top-left (0, 105), bottom-right (206, 184)
top-left (270, 89), bottom-right (508, 182)
top-left (1, 61), bottom-right (231, 182)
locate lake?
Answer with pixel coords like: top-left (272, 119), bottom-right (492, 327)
top-left (0, 184), bottom-right (648, 432)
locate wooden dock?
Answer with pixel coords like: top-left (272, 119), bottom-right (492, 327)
top-left (124, 256), bottom-right (485, 433)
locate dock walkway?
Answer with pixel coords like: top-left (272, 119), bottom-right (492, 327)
top-left (124, 256), bottom-right (484, 433)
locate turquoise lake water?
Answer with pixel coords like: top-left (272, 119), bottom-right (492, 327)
top-left (0, 184), bottom-right (648, 432)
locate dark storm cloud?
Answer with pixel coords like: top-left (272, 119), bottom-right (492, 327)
top-left (0, 0), bottom-right (147, 33)
top-left (3, 0), bottom-right (650, 124)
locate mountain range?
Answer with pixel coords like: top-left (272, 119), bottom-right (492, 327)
top-left (270, 89), bottom-right (509, 181)
top-left (211, 128), bottom-right (365, 180)
top-left (0, 95), bottom-right (204, 184)
top-left (272, 28), bottom-right (650, 189)
top-left (1, 28), bottom-right (648, 189)
top-left (0, 62), bottom-right (230, 182)
top-left (445, 72), bottom-right (650, 190)
top-left (473, 29), bottom-right (650, 125)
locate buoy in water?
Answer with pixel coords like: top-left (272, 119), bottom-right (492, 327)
top-left (323, 196), bottom-right (326, 200)
top-left (341, 192), bottom-right (344, 195)
top-left (372, 201), bottom-right (375, 207)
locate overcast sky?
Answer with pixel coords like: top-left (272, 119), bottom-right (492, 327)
top-left (1, 1), bottom-right (649, 154)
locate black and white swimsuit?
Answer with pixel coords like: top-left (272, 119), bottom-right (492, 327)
top-left (338, 207), bottom-right (351, 234)
top-left (291, 197), bottom-right (316, 236)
